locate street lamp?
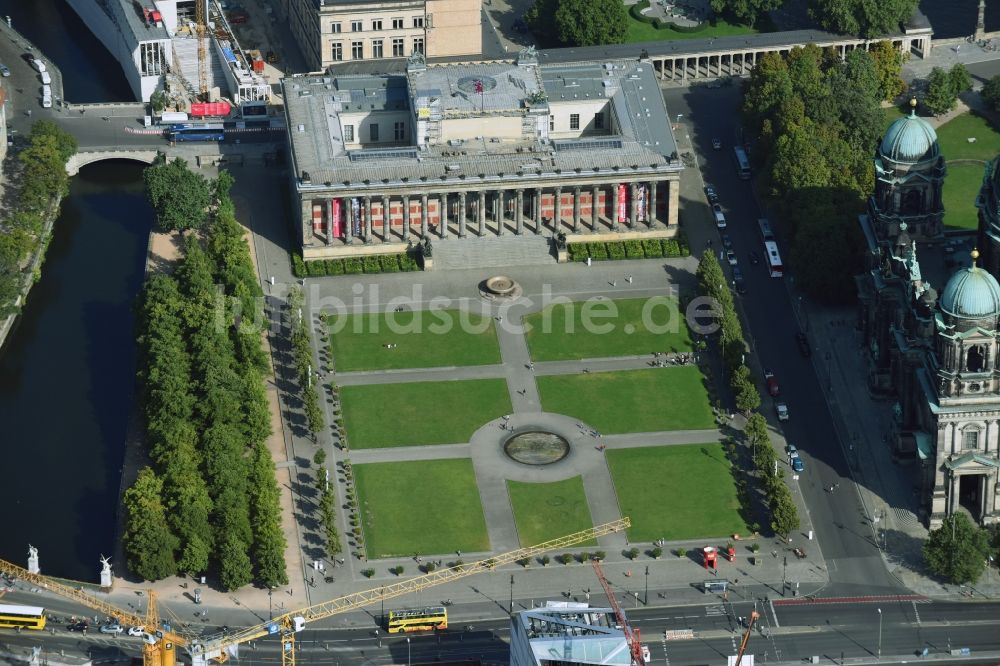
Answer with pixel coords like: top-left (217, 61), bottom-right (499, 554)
top-left (876, 608), bottom-right (883, 661)
top-left (268, 588), bottom-right (273, 621)
top-left (644, 566), bottom-right (649, 605)
top-left (509, 574), bottom-right (514, 615)
top-left (406, 636), bottom-right (411, 666)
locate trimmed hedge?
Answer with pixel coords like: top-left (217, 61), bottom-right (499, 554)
top-left (292, 251), bottom-right (422, 277)
top-left (570, 234), bottom-right (690, 263)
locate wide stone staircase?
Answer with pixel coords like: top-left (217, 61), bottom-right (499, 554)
top-left (431, 235), bottom-right (556, 270)
top-left (171, 35), bottom-right (228, 97)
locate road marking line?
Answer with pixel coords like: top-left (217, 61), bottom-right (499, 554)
top-left (769, 599), bottom-right (779, 628)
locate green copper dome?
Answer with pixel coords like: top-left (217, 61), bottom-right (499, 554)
top-left (880, 102), bottom-right (939, 164)
top-left (940, 252), bottom-right (1000, 320)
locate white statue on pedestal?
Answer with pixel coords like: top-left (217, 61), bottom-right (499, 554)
top-left (100, 555), bottom-right (113, 589)
top-left (27, 545), bottom-right (39, 574)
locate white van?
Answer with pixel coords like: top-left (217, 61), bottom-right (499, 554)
top-left (42, 84), bottom-right (51, 98)
top-left (40, 71), bottom-right (51, 85)
top-left (41, 95), bottom-right (52, 109)
top-left (31, 58), bottom-right (46, 73)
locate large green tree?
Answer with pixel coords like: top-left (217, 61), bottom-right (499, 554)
top-left (554, 0), bottom-right (627, 47)
top-left (143, 157), bottom-right (211, 231)
top-left (808, 0), bottom-right (918, 38)
top-left (924, 64), bottom-right (972, 116)
top-left (984, 75), bottom-right (1000, 112)
top-left (923, 513), bottom-right (994, 584)
top-left (869, 41), bottom-right (907, 101)
top-left (123, 468), bottom-right (179, 581)
top-left (219, 534), bottom-right (254, 591)
top-left (709, 0), bottom-right (781, 26)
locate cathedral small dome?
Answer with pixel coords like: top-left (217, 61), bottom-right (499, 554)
top-left (879, 101), bottom-right (939, 164)
top-left (940, 251), bottom-right (1000, 319)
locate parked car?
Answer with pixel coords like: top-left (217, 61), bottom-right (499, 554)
top-left (99, 624), bottom-right (124, 635)
top-left (642, 645), bottom-right (652, 663)
top-left (712, 203), bottom-right (727, 229)
top-left (721, 234), bottom-right (733, 249)
top-left (41, 94), bottom-right (51, 109)
top-left (712, 137), bottom-right (721, 150)
top-left (785, 443), bottom-right (797, 456)
top-left (0, 64), bottom-right (10, 77)
top-left (795, 332), bottom-right (811, 357)
top-left (127, 626), bottom-right (145, 637)
top-left (764, 370), bottom-right (779, 396)
top-left (750, 250), bottom-right (761, 265)
top-left (67, 621), bottom-right (89, 632)
top-left (704, 185), bottom-right (719, 204)
top-left (40, 70), bottom-right (51, 85)
top-left (726, 249), bottom-right (738, 266)
top-left (790, 452), bottom-right (804, 472)
top-left (732, 266), bottom-right (746, 294)
top-left (775, 402), bottom-right (789, 421)
top-left (30, 58), bottom-right (45, 73)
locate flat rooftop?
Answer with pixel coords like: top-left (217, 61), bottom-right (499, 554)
top-left (285, 55), bottom-right (681, 190)
top-left (117, 0), bottom-right (169, 42)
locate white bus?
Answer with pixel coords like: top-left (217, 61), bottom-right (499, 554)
top-left (764, 240), bottom-right (783, 278)
top-left (733, 146), bottom-right (751, 180)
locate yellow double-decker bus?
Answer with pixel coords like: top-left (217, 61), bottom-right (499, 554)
top-left (0, 604), bottom-right (46, 630)
top-left (387, 606), bottom-right (448, 633)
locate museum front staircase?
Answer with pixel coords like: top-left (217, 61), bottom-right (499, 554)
top-left (431, 235), bottom-right (556, 270)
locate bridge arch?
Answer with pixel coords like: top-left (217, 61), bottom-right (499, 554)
top-left (66, 150), bottom-right (161, 176)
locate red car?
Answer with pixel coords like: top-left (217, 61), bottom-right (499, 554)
top-left (764, 370), bottom-right (779, 397)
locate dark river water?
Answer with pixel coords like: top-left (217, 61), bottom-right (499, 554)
top-left (0, 1), bottom-right (148, 580)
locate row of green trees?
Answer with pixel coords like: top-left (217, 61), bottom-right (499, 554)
top-left (697, 251), bottom-right (799, 537)
top-left (0, 121), bottom-right (77, 317)
top-left (742, 44), bottom-right (905, 303)
top-left (288, 286), bottom-right (324, 434)
top-left (924, 64), bottom-right (972, 116)
top-left (123, 160), bottom-right (288, 590)
top-left (525, 0), bottom-right (628, 48)
top-left (808, 0), bottom-right (918, 39)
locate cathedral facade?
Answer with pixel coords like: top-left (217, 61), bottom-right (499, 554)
top-left (857, 103), bottom-right (1000, 529)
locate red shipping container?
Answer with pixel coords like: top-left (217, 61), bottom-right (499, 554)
top-left (252, 59), bottom-right (265, 73)
top-left (190, 101), bottom-right (232, 117)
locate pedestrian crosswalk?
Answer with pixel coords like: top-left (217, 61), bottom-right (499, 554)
top-left (705, 604), bottom-right (727, 616)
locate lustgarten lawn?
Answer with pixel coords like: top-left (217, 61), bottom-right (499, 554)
top-left (355, 460), bottom-right (490, 557)
top-left (507, 477), bottom-right (596, 547)
top-left (340, 379), bottom-right (512, 448)
top-left (537, 366), bottom-right (713, 433)
top-left (607, 444), bottom-right (747, 541)
top-left (525, 297), bottom-right (692, 361)
top-left (328, 309), bottom-right (501, 371)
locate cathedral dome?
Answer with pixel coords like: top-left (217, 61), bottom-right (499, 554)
top-left (879, 100), bottom-right (939, 164)
top-left (940, 251), bottom-right (1000, 320)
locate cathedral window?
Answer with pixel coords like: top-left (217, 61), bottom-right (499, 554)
top-left (901, 189), bottom-right (922, 215)
top-left (962, 429), bottom-right (980, 450)
top-left (967, 345), bottom-right (986, 373)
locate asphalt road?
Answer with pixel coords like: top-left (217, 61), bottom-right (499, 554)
top-left (6, 597), bottom-right (1000, 665)
top-left (662, 82), bottom-right (901, 599)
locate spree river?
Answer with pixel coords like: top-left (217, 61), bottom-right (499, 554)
top-left (0, 1), bottom-right (148, 580)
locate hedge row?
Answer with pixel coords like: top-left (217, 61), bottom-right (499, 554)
top-left (567, 236), bottom-right (690, 262)
top-left (628, 0), bottom-right (709, 33)
top-left (292, 251), bottom-right (422, 277)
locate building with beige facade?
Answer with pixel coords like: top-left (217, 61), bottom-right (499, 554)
top-left (284, 0), bottom-right (482, 72)
top-left (282, 49), bottom-right (683, 261)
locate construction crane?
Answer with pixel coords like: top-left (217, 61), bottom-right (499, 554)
top-left (591, 559), bottom-right (645, 666)
top-left (0, 558), bottom-right (187, 666)
top-left (734, 610), bottom-right (760, 666)
top-left (195, 0), bottom-right (208, 97)
top-left (1, 518), bottom-right (629, 666)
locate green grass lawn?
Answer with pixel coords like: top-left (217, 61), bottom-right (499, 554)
top-left (935, 112), bottom-right (1000, 161)
top-left (607, 444), bottom-right (747, 541)
top-left (524, 297), bottom-right (692, 361)
top-left (537, 366), bottom-right (714, 433)
top-left (626, 15), bottom-right (757, 43)
top-left (507, 477), bottom-right (596, 547)
top-left (341, 379), bottom-right (513, 448)
top-left (943, 163), bottom-right (987, 230)
top-left (355, 460), bottom-right (490, 557)
top-left (327, 309), bottom-right (501, 372)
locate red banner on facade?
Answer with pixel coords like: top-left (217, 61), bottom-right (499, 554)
top-left (332, 199), bottom-right (343, 238)
top-left (618, 184), bottom-right (628, 223)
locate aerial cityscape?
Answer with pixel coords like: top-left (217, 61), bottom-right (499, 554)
top-left (1, 0), bottom-right (1000, 665)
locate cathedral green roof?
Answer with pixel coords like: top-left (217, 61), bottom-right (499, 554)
top-left (879, 107), bottom-right (939, 164)
top-left (940, 257), bottom-right (1000, 320)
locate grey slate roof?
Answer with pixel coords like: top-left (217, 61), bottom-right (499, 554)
top-left (285, 57), bottom-right (681, 193)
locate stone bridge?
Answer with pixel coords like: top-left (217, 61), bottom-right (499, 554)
top-left (65, 149), bottom-right (161, 176)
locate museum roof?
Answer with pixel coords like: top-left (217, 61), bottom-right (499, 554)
top-left (284, 56), bottom-right (681, 191)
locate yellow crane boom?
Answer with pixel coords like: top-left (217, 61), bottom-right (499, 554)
top-left (191, 518), bottom-right (630, 665)
top-left (0, 559), bottom-right (189, 666)
top-left (1, 518), bottom-right (629, 666)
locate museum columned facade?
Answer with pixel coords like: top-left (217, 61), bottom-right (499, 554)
top-left (282, 49), bottom-right (684, 261)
